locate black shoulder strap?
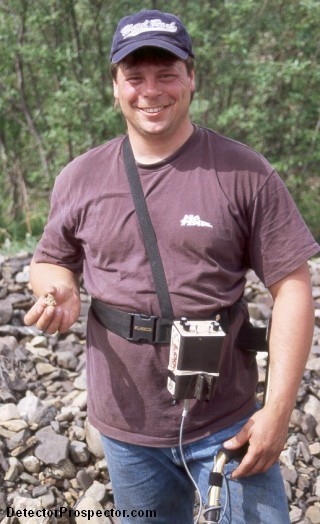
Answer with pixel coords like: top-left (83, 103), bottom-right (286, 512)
top-left (122, 136), bottom-right (174, 320)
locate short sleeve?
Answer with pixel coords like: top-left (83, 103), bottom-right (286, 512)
top-left (33, 173), bottom-right (84, 273)
top-left (247, 171), bottom-right (319, 287)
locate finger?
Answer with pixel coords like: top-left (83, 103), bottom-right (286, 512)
top-left (48, 308), bottom-right (72, 334)
top-left (42, 306), bottom-right (64, 334)
top-left (230, 453), bottom-right (260, 479)
top-left (24, 303), bottom-right (46, 326)
top-left (59, 309), bottom-right (73, 333)
top-left (44, 308), bottom-right (73, 334)
top-left (230, 449), bottom-right (276, 479)
top-left (35, 305), bottom-right (59, 332)
top-left (24, 291), bottom-right (57, 325)
top-left (224, 429), bottom-right (249, 450)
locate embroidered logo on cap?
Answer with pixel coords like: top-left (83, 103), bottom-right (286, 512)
top-left (121, 19), bottom-right (178, 39)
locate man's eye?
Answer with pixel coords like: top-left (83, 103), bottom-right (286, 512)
top-left (127, 76), bottom-right (142, 83)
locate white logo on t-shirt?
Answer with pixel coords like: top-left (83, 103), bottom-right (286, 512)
top-left (180, 214), bottom-right (213, 228)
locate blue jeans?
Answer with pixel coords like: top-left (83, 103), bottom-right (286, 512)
top-left (101, 413), bottom-right (290, 524)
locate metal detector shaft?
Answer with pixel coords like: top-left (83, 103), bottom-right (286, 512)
top-left (203, 444), bottom-right (248, 523)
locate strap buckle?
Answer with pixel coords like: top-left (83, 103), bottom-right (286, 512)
top-left (129, 314), bottom-right (172, 343)
top-left (130, 313), bottom-right (157, 343)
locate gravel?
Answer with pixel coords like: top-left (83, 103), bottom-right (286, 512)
top-left (0, 252), bottom-right (319, 523)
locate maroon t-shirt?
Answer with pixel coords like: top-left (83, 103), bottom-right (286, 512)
top-left (34, 126), bottom-right (319, 446)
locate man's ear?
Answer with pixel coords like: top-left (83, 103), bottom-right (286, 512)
top-left (113, 79), bottom-right (119, 99)
top-left (190, 70), bottom-right (195, 93)
top-left (189, 70), bottom-right (196, 103)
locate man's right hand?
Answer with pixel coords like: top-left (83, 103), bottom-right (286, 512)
top-left (24, 285), bottom-right (81, 334)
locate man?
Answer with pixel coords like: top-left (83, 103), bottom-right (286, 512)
top-left (25, 9), bottom-right (318, 524)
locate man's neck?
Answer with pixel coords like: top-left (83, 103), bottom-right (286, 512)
top-left (127, 123), bottom-right (194, 165)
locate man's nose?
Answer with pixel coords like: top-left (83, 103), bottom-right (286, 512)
top-left (143, 77), bottom-right (161, 96)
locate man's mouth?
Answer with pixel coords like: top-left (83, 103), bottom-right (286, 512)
top-left (140, 106), bottom-right (166, 114)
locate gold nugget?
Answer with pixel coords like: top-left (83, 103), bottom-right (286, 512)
top-left (44, 293), bottom-right (57, 307)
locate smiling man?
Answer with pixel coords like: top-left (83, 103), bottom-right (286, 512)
top-left (24, 9), bottom-right (319, 524)
top-left (112, 49), bottom-right (195, 162)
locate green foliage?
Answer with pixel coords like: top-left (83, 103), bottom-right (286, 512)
top-left (0, 233), bottom-right (38, 257)
top-left (0, 0), bottom-right (319, 247)
top-left (188, 0), bottom-right (320, 241)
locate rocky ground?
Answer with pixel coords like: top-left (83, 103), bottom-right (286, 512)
top-left (0, 252), bottom-right (319, 524)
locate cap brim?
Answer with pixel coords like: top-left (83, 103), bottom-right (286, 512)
top-left (111, 39), bottom-right (190, 63)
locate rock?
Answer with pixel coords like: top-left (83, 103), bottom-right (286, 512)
top-left (85, 419), bottom-right (105, 459)
top-left (283, 480), bottom-right (292, 501)
top-left (280, 447), bottom-right (296, 467)
top-left (304, 395), bottom-right (320, 420)
top-left (17, 393), bottom-right (43, 422)
top-left (28, 334), bottom-right (48, 347)
top-left (0, 403), bottom-right (20, 421)
top-left (0, 491), bottom-right (6, 513)
top-left (11, 495), bottom-right (50, 524)
top-left (74, 369), bottom-right (87, 390)
top-left (39, 489), bottom-right (56, 508)
top-left (0, 448), bottom-right (8, 471)
top-left (69, 424), bottom-right (85, 441)
top-left (35, 426), bottom-right (69, 465)
top-left (306, 357), bottom-right (320, 372)
top-left (298, 474), bottom-right (310, 492)
top-left (0, 418), bottom-right (27, 431)
top-left (7, 432), bottom-right (35, 455)
top-left (282, 466), bottom-right (298, 484)
top-left (301, 413), bottom-right (317, 440)
top-left (56, 405), bottom-right (81, 422)
top-left (315, 476), bottom-right (320, 497)
top-left (306, 505), bottom-right (320, 524)
top-left (51, 458), bottom-right (77, 479)
top-left (290, 408), bottom-right (303, 427)
top-left (75, 496), bottom-right (112, 524)
top-left (0, 299), bottom-right (13, 325)
top-left (297, 440), bottom-right (311, 463)
top-left (55, 350), bottom-right (79, 370)
top-left (77, 469), bottom-right (94, 490)
top-left (0, 335), bottom-right (18, 352)
top-left (22, 455), bottom-right (41, 474)
top-left (35, 362), bottom-right (57, 376)
top-left (309, 442), bottom-right (320, 457)
top-left (289, 506), bottom-right (303, 523)
top-left (15, 266), bottom-right (30, 284)
top-left (70, 440), bottom-right (91, 465)
top-left (20, 471), bottom-right (40, 485)
top-left (85, 480), bottom-right (109, 504)
top-left (71, 390), bottom-right (88, 410)
top-left (29, 404), bottom-right (58, 429)
top-left (4, 457), bottom-right (23, 482)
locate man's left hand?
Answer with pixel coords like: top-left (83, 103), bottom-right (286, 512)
top-left (223, 405), bottom-right (289, 479)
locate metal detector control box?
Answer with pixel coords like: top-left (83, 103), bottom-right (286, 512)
top-left (167, 318), bottom-right (226, 401)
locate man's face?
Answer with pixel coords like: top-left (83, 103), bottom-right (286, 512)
top-left (113, 53), bottom-right (195, 142)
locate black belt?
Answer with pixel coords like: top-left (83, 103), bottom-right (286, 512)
top-left (90, 298), bottom-right (268, 350)
top-left (91, 298), bottom-right (172, 344)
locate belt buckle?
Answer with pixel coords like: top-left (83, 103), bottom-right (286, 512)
top-left (130, 313), bottom-right (157, 343)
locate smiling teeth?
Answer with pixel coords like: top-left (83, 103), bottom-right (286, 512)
top-left (143, 107), bottom-right (163, 113)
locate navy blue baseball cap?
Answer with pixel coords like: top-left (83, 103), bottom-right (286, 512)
top-left (110, 10), bottom-right (194, 63)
